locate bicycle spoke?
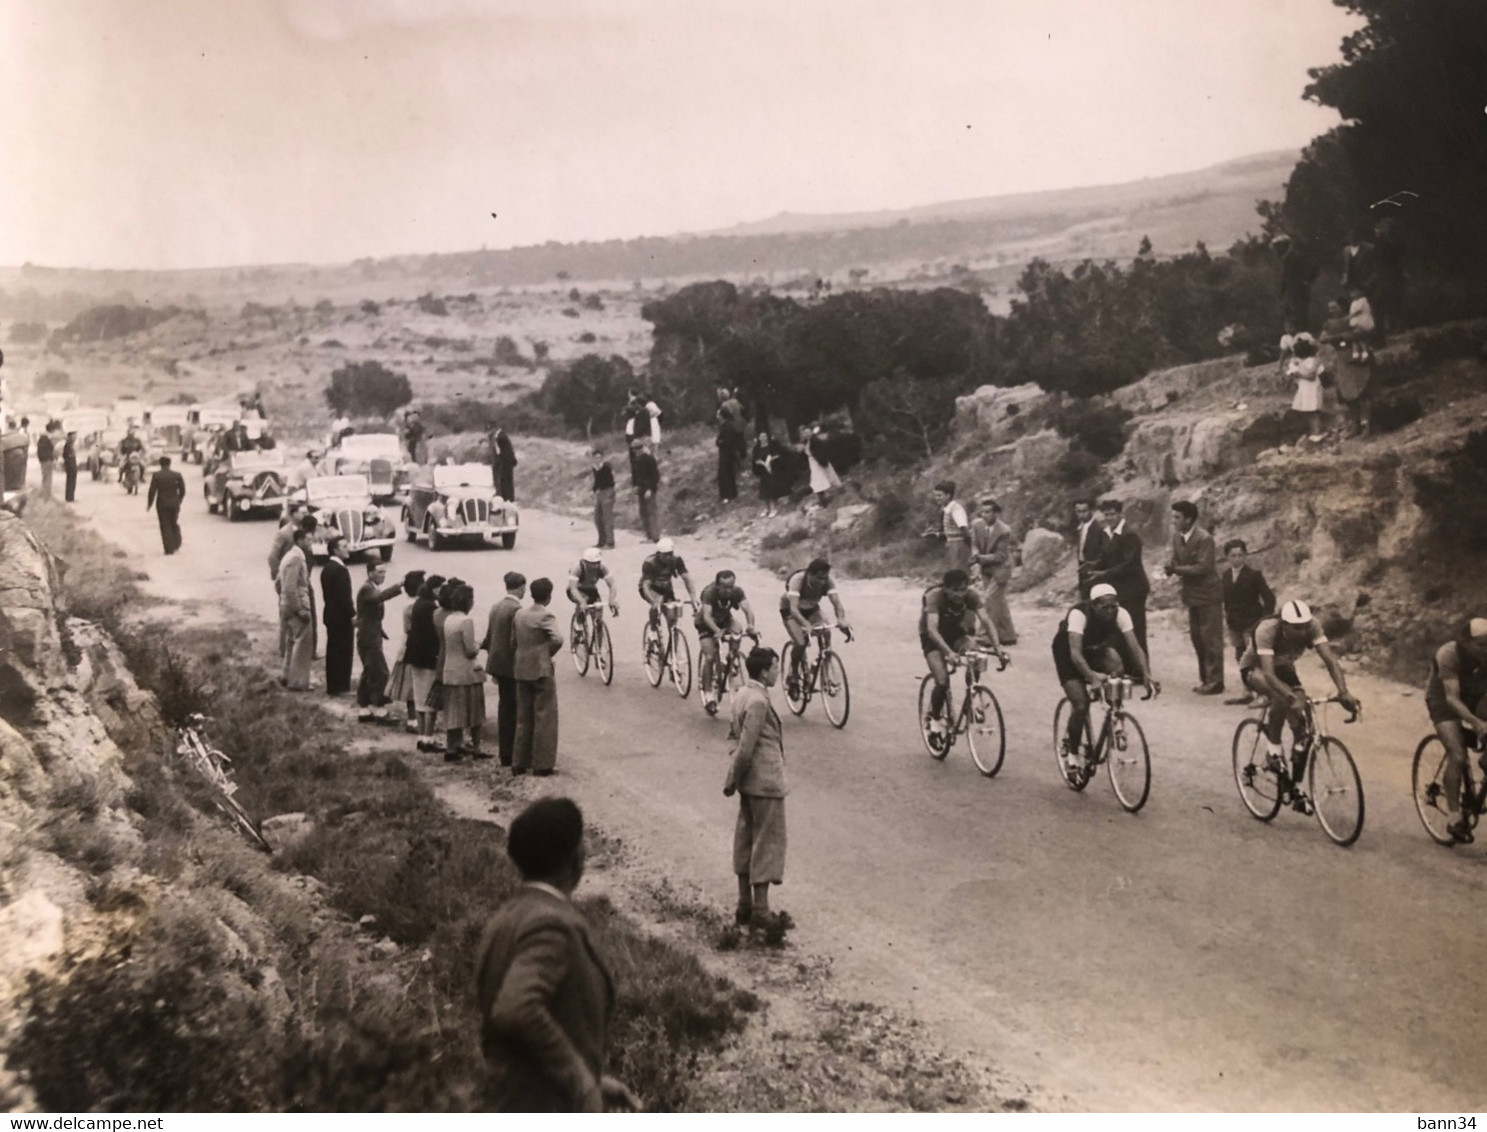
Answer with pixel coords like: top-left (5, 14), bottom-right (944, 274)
top-left (965, 684), bottom-right (1005, 777)
top-left (1051, 698), bottom-right (1091, 791)
top-left (1232, 717), bottom-right (1283, 821)
top-left (670, 627), bottom-right (693, 698)
top-left (642, 621), bottom-right (664, 687)
top-left (820, 652), bottom-right (850, 729)
top-left (1310, 736), bottom-right (1365, 847)
top-left (1106, 712), bottom-right (1151, 813)
top-left (596, 623), bottom-right (614, 686)
top-left (919, 676), bottom-right (949, 759)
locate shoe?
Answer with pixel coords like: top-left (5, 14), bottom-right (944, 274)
top-left (704, 697), bottom-right (718, 716)
top-left (1447, 818), bottom-right (1475, 844)
top-left (533, 768), bottom-right (555, 777)
top-left (1291, 792), bottom-right (1314, 815)
top-left (403, 720), bottom-right (419, 734)
top-left (499, 757), bottom-right (512, 767)
top-left (471, 750), bottom-right (494, 761)
top-left (924, 718), bottom-right (947, 750)
top-left (1224, 694), bottom-right (1255, 706)
top-left (415, 740), bottom-right (438, 753)
top-left (1001, 638), bottom-right (1018, 647)
top-left (357, 712), bottom-right (380, 723)
top-left (512, 767), bottom-right (529, 776)
top-left (735, 905), bottom-right (753, 926)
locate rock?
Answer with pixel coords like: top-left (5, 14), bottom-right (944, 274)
top-left (952, 383), bottom-right (1049, 445)
top-left (830, 504), bottom-right (872, 533)
top-left (260, 812), bottom-right (314, 853)
top-left (1010, 431), bottom-right (1068, 478)
top-left (0, 891), bottom-right (65, 992)
top-left (1109, 355), bottom-right (1249, 414)
top-left (1012, 528), bottom-right (1067, 592)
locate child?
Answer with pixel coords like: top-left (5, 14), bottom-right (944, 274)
top-left (1347, 287), bottom-right (1376, 363)
top-left (1288, 333), bottom-right (1324, 442)
top-left (1323, 295), bottom-right (1372, 438)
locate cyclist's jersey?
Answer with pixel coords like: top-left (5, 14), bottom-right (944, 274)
top-left (639, 553), bottom-right (688, 599)
top-left (1426, 641), bottom-right (1487, 707)
top-left (779, 569), bottom-right (836, 616)
top-left (1056, 603), bottom-right (1135, 652)
top-left (919, 585), bottom-right (981, 649)
top-left (568, 559), bottom-right (610, 600)
top-left (695, 582), bottom-right (746, 634)
top-left (1239, 615), bottom-right (1327, 672)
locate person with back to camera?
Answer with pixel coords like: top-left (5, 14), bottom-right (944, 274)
top-left (724, 646), bottom-right (790, 932)
top-left (512, 577), bottom-right (564, 777)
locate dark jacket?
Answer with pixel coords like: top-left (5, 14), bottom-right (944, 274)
top-left (1168, 525), bottom-right (1222, 607)
top-left (1222, 565), bottom-right (1276, 633)
top-left (146, 469), bottom-right (187, 511)
top-left (483, 594), bottom-right (522, 679)
top-left (404, 594), bottom-right (441, 669)
top-left (355, 578), bottom-right (403, 637)
top-left (1093, 523), bottom-right (1149, 602)
top-left (1076, 519), bottom-right (1109, 570)
top-left (62, 439), bottom-right (77, 471)
top-left (632, 451), bottom-right (660, 493)
top-left (35, 434), bottom-right (54, 462)
top-left (320, 558), bottom-right (355, 628)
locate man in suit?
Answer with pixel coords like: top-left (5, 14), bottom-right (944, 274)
top-left (1087, 499), bottom-right (1149, 654)
top-left (320, 535), bottom-right (355, 696)
top-left (62, 431), bottom-right (78, 503)
top-left (1164, 501), bottom-right (1225, 695)
top-left (278, 526), bottom-right (316, 690)
top-left (475, 797), bottom-right (637, 1112)
top-left (724, 646), bottom-right (789, 930)
top-left (970, 497), bottom-right (1018, 645)
top-left (484, 571), bottom-right (527, 767)
top-left (35, 424), bottom-right (55, 499)
top-left (1220, 538), bottom-right (1277, 705)
top-left (513, 576), bottom-right (564, 776)
top-left (355, 559), bottom-right (406, 719)
top-left (145, 455), bottom-right (188, 555)
top-left (1073, 499), bottom-right (1109, 600)
top-left (632, 440), bottom-right (661, 542)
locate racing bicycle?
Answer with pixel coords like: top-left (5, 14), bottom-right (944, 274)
top-left (175, 713), bottom-right (269, 851)
top-left (702, 628), bottom-right (758, 717)
top-left (784, 623), bottom-right (852, 729)
top-left (569, 601), bottom-right (615, 686)
top-left (918, 646), bottom-right (1009, 776)
top-left (1052, 677), bottom-right (1154, 813)
top-left (1411, 728), bottom-right (1487, 846)
top-left (642, 599), bottom-right (693, 698)
top-left (1232, 695), bottom-right (1363, 847)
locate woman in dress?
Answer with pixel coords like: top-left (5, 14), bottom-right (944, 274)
top-left (804, 422), bottom-right (840, 505)
top-left (403, 574), bottom-right (445, 752)
top-left (752, 431), bottom-right (785, 518)
top-left (440, 583), bottom-right (487, 761)
top-left (384, 569), bottom-right (426, 733)
top-left (1287, 333), bottom-right (1325, 442)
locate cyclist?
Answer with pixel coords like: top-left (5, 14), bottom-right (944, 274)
top-left (696, 569), bottom-right (760, 715)
top-left (1424, 616), bottom-right (1487, 843)
top-left (1238, 599), bottom-right (1361, 806)
top-left (566, 547), bottom-right (619, 646)
top-left (1053, 583), bottom-right (1159, 773)
top-left (780, 557), bottom-right (852, 693)
top-left (920, 568), bottom-right (1007, 746)
top-left (639, 537), bottom-right (697, 636)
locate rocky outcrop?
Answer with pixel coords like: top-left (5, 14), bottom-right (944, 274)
top-left (1013, 528), bottom-right (1067, 592)
top-left (953, 383), bottom-right (1050, 446)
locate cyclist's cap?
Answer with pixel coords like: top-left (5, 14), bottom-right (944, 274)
top-left (1089, 583), bottom-right (1118, 600)
top-left (807, 557), bottom-right (831, 574)
top-left (1280, 599), bottom-right (1312, 624)
top-left (1470, 617), bottom-right (1487, 640)
top-left (582, 547), bottom-right (602, 563)
top-left (656, 537), bottom-right (675, 554)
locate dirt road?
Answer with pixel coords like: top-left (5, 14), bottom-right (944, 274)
top-left (68, 475), bottom-right (1487, 1111)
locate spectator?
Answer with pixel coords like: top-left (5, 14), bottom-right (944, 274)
top-left (474, 797), bottom-right (637, 1113)
top-left (751, 431), bottom-right (788, 518)
top-left (1273, 233), bottom-right (1318, 334)
top-left (34, 424), bottom-right (56, 499)
top-left (320, 535), bottom-right (355, 696)
top-left (623, 389), bottom-right (662, 456)
top-left (1087, 499), bottom-right (1150, 655)
top-left (278, 526), bottom-right (317, 691)
top-left (484, 571), bottom-right (527, 768)
top-left (145, 455), bottom-right (188, 555)
top-left (1221, 539), bottom-right (1276, 706)
top-left (404, 573), bottom-right (446, 748)
top-left (632, 439), bottom-right (661, 543)
top-left (1288, 333), bottom-right (1325, 443)
top-left (804, 422), bottom-right (840, 505)
top-left (512, 577), bottom-right (563, 776)
top-left (441, 582), bottom-right (487, 762)
top-left (383, 569), bottom-right (426, 732)
top-left (355, 560), bottom-right (406, 722)
top-left (1371, 216), bottom-right (1406, 338)
top-left (488, 426), bottom-right (517, 502)
top-left (589, 449), bottom-right (616, 549)
top-left (1163, 501), bottom-right (1225, 695)
top-left (724, 646), bottom-right (789, 931)
top-left (1321, 296), bottom-right (1372, 439)
top-left (1073, 499), bottom-right (1109, 600)
top-left (715, 386), bottom-right (748, 504)
top-left (971, 497), bottom-right (1018, 645)
top-left (403, 408), bottom-right (426, 464)
top-left (931, 481), bottom-right (972, 570)
top-left (62, 430), bottom-right (78, 503)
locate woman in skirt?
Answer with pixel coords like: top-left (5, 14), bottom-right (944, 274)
top-left (404, 574), bottom-right (445, 752)
top-left (440, 582), bottom-right (487, 761)
top-left (384, 569), bottom-right (426, 733)
top-left (1287, 333), bottom-right (1324, 442)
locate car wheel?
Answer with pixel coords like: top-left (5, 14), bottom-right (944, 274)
top-left (428, 521), bottom-right (444, 551)
top-left (380, 545), bottom-right (394, 563)
top-left (403, 509), bottom-right (417, 542)
top-left (501, 532), bottom-right (516, 550)
top-left (227, 496), bottom-right (242, 522)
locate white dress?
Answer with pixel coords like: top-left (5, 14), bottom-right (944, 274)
top-left (1288, 356), bottom-right (1323, 413)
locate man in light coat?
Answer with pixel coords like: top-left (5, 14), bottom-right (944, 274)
top-left (1164, 500), bottom-right (1226, 695)
top-left (278, 526), bottom-right (316, 690)
top-left (970, 497), bottom-right (1018, 645)
top-left (483, 571), bottom-right (527, 767)
top-left (512, 577), bottom-right (564, 776)
top-left (724, 646), bottom-right (788, 929)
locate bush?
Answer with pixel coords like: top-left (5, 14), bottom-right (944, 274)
top-left (1055, 448), bottom-right (1107, 486)
top-left (1051, 399), bottom-right (1132, 460)
top-left (1371, 394), bottom-right (1423, 434)
top-left (360, 299), bottom-right (381, 316)
top-left (37, 369), bottom-right (71, 391)
top-left (1410, 325), bottom-right (1487, 364)
top-left (325, 360), bottom-right (412, 417)
top-left (10, 320), bottom-right (47, 343)
top-left (415, 293), bottom-right (448, 317)
top-left (581, 294), bottom-right (605, 311)
top-left (492, 336), bottom-right (531, 369)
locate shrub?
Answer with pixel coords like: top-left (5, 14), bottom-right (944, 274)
top-left (415, 293), bottom-right (448, 317)
top-left (581, 294), bottom-right (605, 311)
top-left (360, 300), bottom-right (381, 316)
top-left (10, 320), bottom-right (48, 343)
top-left (37, 369), bottom-right (71, 391)
top-left (1410, 325), bottom-right (1487, 364)
top-left (1052, 399), bottom-right (1132, 460)
top-left (1371, 394), bottom-right (1423, 434)
top-left (492, 336), bottom-right (531, 369)
top-left (325, 360), bottom-right (412, 417)
top-left (1055, 448), bottom-right (1106, 486)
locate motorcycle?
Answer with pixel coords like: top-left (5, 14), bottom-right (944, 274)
top-left (121, 451), bottom-right (144, 495)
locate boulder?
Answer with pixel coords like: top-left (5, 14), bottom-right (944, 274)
top-left (1010, 431), bottom-right (1068, 478)
top-left (1109, 355), bottom-right (1248, 414)
top-left (830, 503), bottom-right (872, 533)
top-left (261, 811), bottom-right (314, 853)
top-left (1012, 528), bottom-right (1067, 592)
top-left (0, 513), bottom-right (65, 683)
top-left (953, 383), bottom-right (1049, 445)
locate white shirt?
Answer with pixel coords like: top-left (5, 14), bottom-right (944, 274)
top-left (524, 880), bottom-right (570, 902)
top-left (941, 500), bottom-right (970, 538)
top-left (1067, 607), bottom-right (1135, 636)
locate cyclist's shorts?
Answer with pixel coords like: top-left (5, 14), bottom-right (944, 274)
top-left (1052, 632), bottom-right (1129, 685)
top-left (640, 582), bottom-right (678, 603)
top-left (1425, 684), bottom-right (1487, 726)
top-left (572, 587), bottom-right (601, 606)
top-left (695, 615), bottom-right (737, 640)
top-left (780, 605), bottom-right (825, 633)
top-left (1240, 662), bottom-right (1302, 694)
top-left (921, 634), bottom-right (972, 657)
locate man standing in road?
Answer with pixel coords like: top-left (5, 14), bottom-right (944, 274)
top-left (1164, 501), bottom-right (1225, 695)
top-left (632, 439), bottom-right (661, 543)
top-left (483, 571), bottom-right (526, 768)
top-left (145, 455), bottom-right (188, 555)
top-left (1073, 499), bottom-right (1108, 600)
top-left (589, 449), bottom-right (616, 549)
top-left (931, 481), bottom-right (972, 570)
top-left (62, 430), bottom-right (78, 503)
top-left (970, 497), bottom-right (1018, 646)
top-left (512, 577), bottom-right (564, 776)
top-left (403, 409), bottom-right (426, 464)
top-left (1087, 499), bottom-right (1149, 655)
top-left (279, 526), bottom-right (316, 691)
top-left (724, 646), bottom-right (789, 931)
top-left (34, 424), bottom-right (55, 499)
top-left (356, 559), bottom-right (406, 721)
top-left (320, 535), bottom-right (355, 696)
top-left (474, 797), bottom-right (637, 1113)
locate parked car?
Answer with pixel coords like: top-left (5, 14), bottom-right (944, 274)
top-left (205, 449), bottom-right (289, 521)
top-left (302, 474), bottom-right (396, 562)
top-left (403, 463), bottom-right (519, 550)
top-left (328, 432), bottom-right (413, 503)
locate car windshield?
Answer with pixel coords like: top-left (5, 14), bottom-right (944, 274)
top-left (336, 434), bottom-right (401, 458)
top-left (230, 451), bottom-right (287, 472)
top-left (306, 475), bottom-right (369, 501)
top-left (433, 464), bottom-right (494, 490)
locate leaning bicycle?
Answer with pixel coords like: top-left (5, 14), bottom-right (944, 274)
top-left (175, 713), bottom-right (270, 851)
top-left (1232, 695), bottom-right (1363, 847)
top-left (784, 624), bottom-right (852, 728)
top-left (569, 602), bottom-right (615, 686)
top-left (1052, 677), bottom-right (1153, 812)
top-left (703, 629), bottom-right (756, 717)
top-left (642, 599), bottom-right (693, 698)
top-left (919, 647), bottom-right (1009, 776)
top-left (1411, 729), bottom-right (1487, 846)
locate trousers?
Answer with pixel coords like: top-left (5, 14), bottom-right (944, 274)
top-left (156, 505), bottom-right (182, 554)
top-left (514, 676), bottom-right (558, 771)
top-left (638, 490), bottom-right (660, 542)
top-left (324, 619), bottom-right (354, 695)
top-left (356, 629), bottom-right (390, 707)
top-left (980, 575), bottom-right (1017, 643)
top-left (593, 487), bottom-right (615, 547)
top-left (1189, 603), bottom-right (1226, 687)
top-left (493, 674), bottom-right (518, 765)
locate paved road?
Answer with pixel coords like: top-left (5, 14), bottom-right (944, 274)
top-left (67, 472), bottom-right (1487, 1111)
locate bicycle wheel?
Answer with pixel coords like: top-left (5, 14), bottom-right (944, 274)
top-left (214, 790), bottom-right (270, 852)
top-left (820, 651), bottom-right (850, 729)
top-left (965, 684), bottom-right (1006, 777)
top-left (669, 627), bottom-right (693, 698)
top-left (1310, 735), bottom-right (1365, 847)
top-left (784, 644), bottom-right (809, 716)
top-left (1232, 717), bottom-right (1283, 821)
top-left (1411, 734), bottom-right (1458, 846)
top-left (594, 622), bottom-right (615, 687)
top-left (917, 675), bottom-right (949, 759)
top-left (1051, 698), bottom-right (1090, 791)
top-left (642, 621), bottom-right (664, 688)
top-left (570, 610), bottom-right (591, 676)
top-left (1106, 711), bottom-right (1151, 813)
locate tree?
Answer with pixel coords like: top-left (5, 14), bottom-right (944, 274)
top-left (538, 354), bottom-right (634, 433)
top-left (9, 321), bottom-right (47, 344)
top-left (325, 360), bottom-right (412, 417)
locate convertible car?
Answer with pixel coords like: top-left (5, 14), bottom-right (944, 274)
top-left (328, 432), bottom-right (412, 503)
top-left (302, 474), bottom-right (396, 561)
top-left (402, 463), bottom-right (518, 550)
top-left (205, 449), bottom-right (288, 521)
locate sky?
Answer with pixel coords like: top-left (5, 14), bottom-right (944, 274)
top-left (1, 0), bottom-right (1359, 271)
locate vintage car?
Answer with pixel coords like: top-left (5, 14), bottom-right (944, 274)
top-left (205, 448), bottom-right (288, 521)
top-left (402, 463), bottom-right (519, 550)
top-left (147, 404), bottom-right (195, 458)
top-left (87, 426), bottom-right (147, 480)
top-left (302, 474), bottom-right (397, 561)
top-left (328, 432), bottom-right (412, 503)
